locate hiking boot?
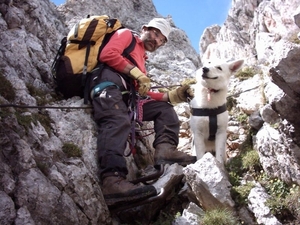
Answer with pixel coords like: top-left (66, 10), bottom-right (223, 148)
top-left (102, 176), bottom-right (157, 207)
top-left (154, 143), bottom-right (197, 166)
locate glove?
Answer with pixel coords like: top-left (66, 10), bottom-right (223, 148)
top-left (129, 67), bottom-right (151, 96)
top-left (168, 85), bottom-right (194, 104)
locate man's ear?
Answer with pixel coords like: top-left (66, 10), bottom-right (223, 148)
top-left (140, 26), bottom-right (150, 37)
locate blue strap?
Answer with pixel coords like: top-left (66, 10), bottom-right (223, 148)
top-left (90, 81), bottom-right (119, 99)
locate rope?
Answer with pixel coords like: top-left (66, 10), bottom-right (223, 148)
top-left (0, 84), bottom-right (262, 110)
top-left (227, 84), bottom-right (263, 99)
top-left (0, 104), bottom-right (93, 109)
top-left (150, 84), bottom-right (181, 89)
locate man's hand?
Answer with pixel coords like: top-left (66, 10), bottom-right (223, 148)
top-left (129, 67), bottom-right (151, 96)
top-left (168, 85), bottom-right (194, 104)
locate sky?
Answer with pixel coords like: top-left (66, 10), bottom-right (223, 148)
top-left (51, 0), bottom-right (232, 53)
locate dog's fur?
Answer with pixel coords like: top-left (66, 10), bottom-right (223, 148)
top-left (190, 59), bottom-right (244, 165)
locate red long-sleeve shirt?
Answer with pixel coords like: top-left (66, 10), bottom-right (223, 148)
top-left (99, 28), bottom-right (164, 101)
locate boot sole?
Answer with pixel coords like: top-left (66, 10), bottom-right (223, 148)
top-left (104, 185), bottom-right (157, 207)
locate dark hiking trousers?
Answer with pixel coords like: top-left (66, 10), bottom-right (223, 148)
top-left (92, 68), bottom-right (180, 180)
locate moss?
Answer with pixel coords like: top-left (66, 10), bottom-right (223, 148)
top-left (0, 72), bottom-right (16, 102)
top-left (26, 83), bottom-right (51, 106)
top-left (289, 32), bottom-right (300, 44)
top-left (62, 143), bottom-right (82, 158)
top-left (235, 66), bottom-right (256, 81)
top-left (226, 95), bottom-right (237, 112)
top-left (15, 111), bottom-right (53, 135)
top-left (228, 171), bottom-right (241, 187)
top-left (16, 112), bottom-right (33, 131)
top-left (34, 112), bottom-right (52, 136)
top-left (241, 149), bottom-right (261, 171)
top-left (36, 161), bottom-right (50, 176)
top-left (227, 154), bottom-right (244, 179)
top-left (270, 122), bottom-right (280, 129)
top-left (0, 99), bottom-right (11, 118)
top-left (236, 112), bottom-right (248, 124)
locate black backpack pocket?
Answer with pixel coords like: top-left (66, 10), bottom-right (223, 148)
top-left (54, 56), bottom-right (85, 99)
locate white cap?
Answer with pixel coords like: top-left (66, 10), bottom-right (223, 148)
top-left (143, 18), bottom-right (171, 42)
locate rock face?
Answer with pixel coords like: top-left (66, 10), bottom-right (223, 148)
top-left (200, 0), bottom-right (300, 180)
top-left (0, 0), bottom-right (300, 224)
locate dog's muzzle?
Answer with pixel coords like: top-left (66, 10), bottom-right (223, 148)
top-left (202, 67), bottom-right (218, 79)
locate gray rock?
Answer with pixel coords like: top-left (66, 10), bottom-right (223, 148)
top-left (183, 153), bottom-right (235, 210)
top-left (248, 184), bottom-right (282, 225)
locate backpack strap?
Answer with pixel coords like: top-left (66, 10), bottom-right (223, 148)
top-left (82, 41), bottom-right (96, 104)
top-left (51, 37), bottom-right (67, 79)
top-left (121, 33), bottom-right (137, 66)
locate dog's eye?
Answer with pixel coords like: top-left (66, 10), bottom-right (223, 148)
top-left (216, 66), bottom-right (222, 70)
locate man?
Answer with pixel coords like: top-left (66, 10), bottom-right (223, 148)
top-left (90, 18), bottom-right (196, 205)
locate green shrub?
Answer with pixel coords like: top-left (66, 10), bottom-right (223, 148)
top-left (236, 112), bottom-right (248, 124)
top-left (266, 196), bottom-right (291, 220)
top-left (0, 72), bottom-right (15, 102)
top-left (259, 174), bottom-right (290, 198)
top-left (201, 208), bottom-right (240, 225)
top-left (263, 183), bottom-right (300, 222)
top-left (231, 182), bottom-right (255, 206)
top-left (285, 186), bottom-right (300, 221)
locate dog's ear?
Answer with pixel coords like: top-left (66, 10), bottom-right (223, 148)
top-left (229, 59), bottom-right (244, 73)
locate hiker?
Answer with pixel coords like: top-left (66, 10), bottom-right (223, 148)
top-left (90, 18), bottom-right (196, 205)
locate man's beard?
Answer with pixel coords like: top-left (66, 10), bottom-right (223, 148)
top-left (144, 37), bottom-right (157, 52)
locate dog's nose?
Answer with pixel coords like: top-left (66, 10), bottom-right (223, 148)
top-left (203, 67), bottom-right (209, 73)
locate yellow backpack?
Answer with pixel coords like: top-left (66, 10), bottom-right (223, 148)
top-left (51, 15), bottom-right (136, 103)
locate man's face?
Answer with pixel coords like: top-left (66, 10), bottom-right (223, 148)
top-left (140, 27), bottom-right (167, 52)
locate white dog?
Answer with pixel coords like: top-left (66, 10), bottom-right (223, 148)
top-left (189, 59), bottom-right (244, 165)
